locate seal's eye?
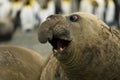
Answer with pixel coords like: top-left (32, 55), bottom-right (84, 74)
top-left (69, 15), bottom-right (79, 22)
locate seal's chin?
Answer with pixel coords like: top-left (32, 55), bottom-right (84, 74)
top-left (49, 38), bottom-right (71, 53)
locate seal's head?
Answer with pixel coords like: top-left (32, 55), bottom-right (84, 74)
top-left (38, 12), bottom-right (120, 79)
top-left (38, 12), bottom-right (110, 59)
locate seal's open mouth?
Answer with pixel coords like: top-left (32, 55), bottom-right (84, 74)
top-left (49, 38), bottom-right (71, 52)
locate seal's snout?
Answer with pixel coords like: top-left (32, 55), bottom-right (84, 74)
top-left (38, 14), bottom-right (64, 43)
top-left (38, 14), bottom-right (72, 55)
top-left (38, 21), bottom-right (53, 43)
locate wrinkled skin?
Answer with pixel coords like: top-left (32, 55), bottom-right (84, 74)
top-left (0, 45), bottom-right (45, 80)
top-left (38, 12), bottom-right (120, 80)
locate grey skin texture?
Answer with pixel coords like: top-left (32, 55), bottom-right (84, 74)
top-left (38, 12), bottom-right (120, 80)
top-left (0, 45), bottom-right (45, 80)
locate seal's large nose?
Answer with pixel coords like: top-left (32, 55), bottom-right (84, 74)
top-left (38, 14), bottom-right (63, 43)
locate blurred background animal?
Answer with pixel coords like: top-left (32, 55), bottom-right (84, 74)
top-left (0, 0), bottom-right (14, 41)
top-left (0, 45), bottom-right (45, 80)
top-left (20, 0), bottom-right (41, 32)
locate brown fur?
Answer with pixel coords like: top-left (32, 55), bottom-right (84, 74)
top-left (38, 12), bottom-right (120, 80)
top-left (0, 45), bottom-right (45, 80)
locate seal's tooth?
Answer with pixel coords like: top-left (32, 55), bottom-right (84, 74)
top-left (60, 48), bottom-right (63, 51)
top-left (54, 49), bottom-right (57, 53)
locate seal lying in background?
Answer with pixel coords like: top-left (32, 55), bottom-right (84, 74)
top-left (38, 12), bottom-right (120, 80)
top-left (0, 18), bottom-right (14, 41)
top-left (0, 45), bottom-right (45, 80)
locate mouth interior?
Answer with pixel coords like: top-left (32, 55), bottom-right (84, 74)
top-left (49, 38), bottom-right (70, 51)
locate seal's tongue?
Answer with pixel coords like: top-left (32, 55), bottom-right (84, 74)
top-left (57, 39), bottom-right (70, 50)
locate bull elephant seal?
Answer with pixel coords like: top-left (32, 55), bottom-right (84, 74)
top-left (0, 45), bottom-right (45, 80)
top-left (38, 12), bottom-right (120, 80)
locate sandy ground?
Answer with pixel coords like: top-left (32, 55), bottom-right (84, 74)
top-left (0, 28), bottom-right (52, 57)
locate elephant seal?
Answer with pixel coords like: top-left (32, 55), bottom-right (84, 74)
top-left (0, 18), bottom-right (14, 41)
top-left (38, 12), bottom-right (120, 80)
top-left (0, 45), bottom-right (45, 80)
